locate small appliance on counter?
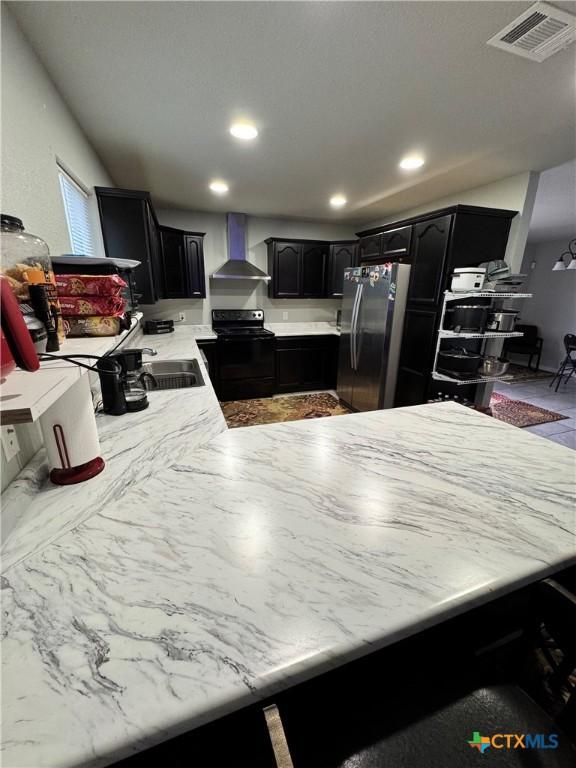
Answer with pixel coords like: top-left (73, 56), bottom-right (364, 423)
top-left (97, 348), bottom-right (156, 415)
top-left (450, 267), bottom-right (486, 293)
top-left (144, 319), bottom-right (174, 335)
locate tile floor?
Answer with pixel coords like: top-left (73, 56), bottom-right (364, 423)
top-left (493, 374), bottom-right (576, 450)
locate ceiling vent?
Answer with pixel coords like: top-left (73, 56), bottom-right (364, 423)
top-left (487, 2), bottom-right (576, 61)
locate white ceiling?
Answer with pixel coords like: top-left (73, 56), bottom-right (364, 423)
top-left (528, 160), bottom-right (576, 242)
top-left (9, 1), bottom-right (576, 223)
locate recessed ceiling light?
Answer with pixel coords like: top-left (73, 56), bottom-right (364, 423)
top-left (330, 194), bottom-right (347, 208)
top-left (230, 122), bottom-right (258, 140)
top-left (209, 180), bottom-right (229, 195)
top-left (399, 155), bottom-right (425, 170)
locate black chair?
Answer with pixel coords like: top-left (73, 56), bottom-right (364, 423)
top-left (549, 334), bottom-right (576, 392)
top-left (505, 324), bottom-right (543, 370)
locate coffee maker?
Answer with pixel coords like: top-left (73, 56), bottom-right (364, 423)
top-left (97, 348), bottom-right (156, 415)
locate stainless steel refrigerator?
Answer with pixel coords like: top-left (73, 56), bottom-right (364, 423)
top-left (337, 263), bottom-right (410, 411)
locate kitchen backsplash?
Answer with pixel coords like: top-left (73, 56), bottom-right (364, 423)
top-left (142, 297), bottom-right (341, 325)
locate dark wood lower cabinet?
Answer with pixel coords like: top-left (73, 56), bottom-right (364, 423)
top-left (200, 336), bottom-right (339, 400)
top-left (276, 336), bottom-right (339, 394)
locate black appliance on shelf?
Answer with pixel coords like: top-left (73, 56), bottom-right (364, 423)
top-left (212, 309), bottom-right (275, 401)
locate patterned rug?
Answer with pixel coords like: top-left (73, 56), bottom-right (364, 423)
top-left (502, 364), bottom-right (553, 383)
top-left (221, 393), bottom-right (352, 428)
top-left (490, 392), bottom-right (568, 428)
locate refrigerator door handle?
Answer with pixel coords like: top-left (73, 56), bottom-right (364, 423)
top-left (352, 283), bottom-right (364, 370)
top-left (350, 284), bottom-right (360, 370)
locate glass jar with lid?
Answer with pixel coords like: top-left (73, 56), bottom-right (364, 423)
top-left (0, 214), bottom-right (65, 344)
top-left (0, 214), bottom-right (53, 298)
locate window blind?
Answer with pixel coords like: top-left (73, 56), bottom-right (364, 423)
top-left (58, 168), bottom-right (94, 256)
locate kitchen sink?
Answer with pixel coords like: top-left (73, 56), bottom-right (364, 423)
top-left (138, 358), bottom-right (205, 390)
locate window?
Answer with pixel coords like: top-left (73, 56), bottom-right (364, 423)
top-left (58, 166), bottom-right (94, 255)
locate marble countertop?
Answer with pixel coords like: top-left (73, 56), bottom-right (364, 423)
top-left (2, 373), bottom-right (575, 768)
top-left (175, 321), bottom-right (340, 337)
top-left (1, 325), bottom-right (226, 573)
top-left (266, 321), bottom-right (340, 336)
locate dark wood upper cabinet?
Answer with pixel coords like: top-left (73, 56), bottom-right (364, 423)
top-left (358, 233), bottom-right (382, 262)
top-left (159, 226), bottom-right (206, 299)
top-left (381, 225), bottom-right (412, 261)
top-left (301, 242), bottom-right (328, 297)
top-left (408, 215), bottom-right (452, 305)
top-left (267, 238), bottom-right (357, 299)
top-left (270, 241), bottom-right (301, 298)
top-left (327, 241), bottom-right (357, 298)
top-left (183, 235), bottom-right (206, 298)
top-left (160, 227), bottom-right (187, 299)
top-left (267, 239), bottom-right (328, 298)
top-left (95, 187), bottom-right (163, 304)
top-left (359, 227), bottom-right (411, 265)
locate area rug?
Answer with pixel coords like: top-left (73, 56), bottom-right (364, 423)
top-left (221, 393), bottom-right (352, 428)
top-left (502, 364), bottom-right (553, 383)
top-left (490, 392), bottom-right (568, 428)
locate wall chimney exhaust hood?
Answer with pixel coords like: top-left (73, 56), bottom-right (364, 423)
top-left (211, 213), bottom-right (271, 281)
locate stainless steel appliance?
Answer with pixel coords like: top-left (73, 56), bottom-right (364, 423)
top-left (212, 309), bottom-right (275, 400)
top-left (337, 263), bottom-right (410, 411)
top-left (485, 309), bottom-right (519, 333)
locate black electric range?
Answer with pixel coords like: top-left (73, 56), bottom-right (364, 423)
top-left (212, 310), bottom-right (275, 400)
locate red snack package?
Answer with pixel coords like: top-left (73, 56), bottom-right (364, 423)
top-left (58, 295), bottom-right (126, 317)
top-left (55, 274), bottom-right (127, 297)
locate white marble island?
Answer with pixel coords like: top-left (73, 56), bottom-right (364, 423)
top-left (2, 387), bottom-right (575, 767)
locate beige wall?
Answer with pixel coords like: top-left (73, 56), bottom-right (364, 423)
top-left (364, 172), bottom-right (540, 273)
top-left (1, 4), bottom-right (113, 257)
top-left (1, 5), bottom-right (114, 491)
top-left (147, 210), bottom-right (356, 324)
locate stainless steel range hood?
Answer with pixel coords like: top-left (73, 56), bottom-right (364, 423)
top-left (211, 213), bottom-right (271, 281)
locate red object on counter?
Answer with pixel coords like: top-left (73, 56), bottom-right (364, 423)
top-left (58, 294), bottom-right (126, 317)
top-left (54, 274), bottom-right (126, 296)
top-left (0, 276), bottom-right (40, 378)
top-left (50, 456), bottom-right (105, 485)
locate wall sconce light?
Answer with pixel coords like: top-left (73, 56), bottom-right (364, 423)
top-left (552, 239), bottom-right (576, 271)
